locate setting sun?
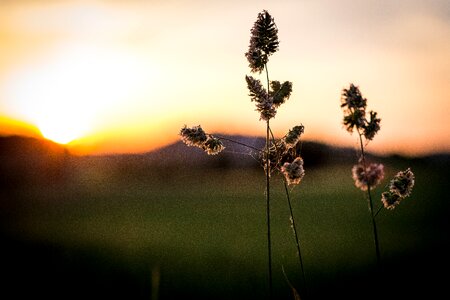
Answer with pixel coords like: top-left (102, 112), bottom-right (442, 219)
top-left (4, 43), bottom-right (153, 144)
top-left (0, 0), bottom-right (449, 155)
top-left (0, 2), bottom-right (448, 299)
top-left (37, 113), bottom-right (89, 145)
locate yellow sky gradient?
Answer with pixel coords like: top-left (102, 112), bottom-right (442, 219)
top-left (0, 0), bottom-right (449, 156)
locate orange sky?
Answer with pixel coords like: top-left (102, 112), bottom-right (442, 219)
top-left (0, 0), bottom-right (449, 156)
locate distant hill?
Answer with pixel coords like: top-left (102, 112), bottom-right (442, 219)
top-left (0, 135), bottom-right (70, 187)
top-left (0, 115), bottom-right (41, 138)
top-left (142, 135), bottom-right (360, 169)
top-left (140, 134), bottom-right (450, 169)
top-left (1, 134), bottom-right (449, 188)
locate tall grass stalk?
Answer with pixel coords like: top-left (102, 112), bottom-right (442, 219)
top-left (264, 64), bottom-right (273, 297)
top-left (340, 83), bottom-right (383, 266)
top-left (265, 120), bottom-right (273, 297)
top-left (341, 83), bottom-right (415, 270)
top-left (357, 130), bottom-right (381, 266)
top-left (180, 10), bottom-right (307, 299)
top-left (269, 127), bottom-right (307, 297)
top-left (283, 180), bottom-right (307, 297)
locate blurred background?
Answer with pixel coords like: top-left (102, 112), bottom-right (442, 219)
top-left (1, 135), bottom-right (449, 299)
top-left (0, 0), bottom-right (449, 155)
top-left (0, 1), bottom-right (449, 299)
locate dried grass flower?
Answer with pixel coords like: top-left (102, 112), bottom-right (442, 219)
top-left (180, 11), bottom-right (307, 297)
top-left (341, 83), bottom-right (367, 111)
top-left (352, 163), bottom-right (385, 191)
top-left (245, 10), bottom-right (279, 73)
top-left (270, 80), bottom-right (293, 107)
top-left (389, 168), bottom-right (415, 198)
top-left (341, 84), bottom-right (381, 141)
top-left (180, 125), bottom-right (207, 148)
top-left (245, 75), bottom-right (278, 120)
top-left (281, 157), bottom-right (305, 185)
top-left (381, 191), bottom-right (402, 210)
top-left (203, 137), bottom-right (225, 155)
top-left (284, 125), bottom-right (304, 149)
top-left (246, 75), bottom-right (268, 103)
top-left (380, 168), bottom-right (415, 209)
top-left (180, 125), bottom-right (225, 155)
top-left (363, 111), bottom-right (381, 140)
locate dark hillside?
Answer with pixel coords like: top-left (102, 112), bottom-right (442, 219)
top-left (1, 135), bottom-right (449, 188)
top-left (0, 134), bottom-right (449, 300)
top-left (0, 135), bottom-right (70, 188)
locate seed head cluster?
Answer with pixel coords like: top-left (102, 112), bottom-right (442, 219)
top-left (281, 157), bottom-right (305, 185)
top-left (284, 125), bottom-right (304, 148)
top-left (381, 168), bottom-right (415, 209)
top-left (245, 75), bottom-right (292, 121)
top-left (245, 10), bottom-right (279, 74)
top-left (244, 11), bottom-right (292, 121)
top-left (341, 83), bottom-right (381, 140)
top-left (260, 125), bottom-right (305, 186)
top-left (340, 83), bottom-right (416, 216)
top-left (352, 163), bottom-right (385, 191)
top-left (180, 125), bottom-right (225, 155)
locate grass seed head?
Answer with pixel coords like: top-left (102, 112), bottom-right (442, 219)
top-left (245, 10), bottom-right (279, 73)
top-left (281, 157), bottom-right (305, 185)
top-left (352, 163), bottom-right (385, 191)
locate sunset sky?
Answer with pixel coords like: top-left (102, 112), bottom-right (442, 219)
top-left (0, 0), bottom-right (449, 156)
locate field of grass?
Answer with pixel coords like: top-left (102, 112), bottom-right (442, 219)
top-left (1, 155), bottom-right (448, 299)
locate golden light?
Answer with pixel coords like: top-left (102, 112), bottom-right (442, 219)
top-left (5, 43), bottom-right (152, 145)
top-left (38, 112), bottom-right (89, 145)
top-left (0, 1), bottom-right (448, 156)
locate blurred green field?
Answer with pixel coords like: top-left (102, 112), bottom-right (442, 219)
top-left (1, 155), bottom-right (449, 299)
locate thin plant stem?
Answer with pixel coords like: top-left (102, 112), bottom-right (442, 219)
top-left (282, 265), bottom-right (301, 300)
top-left (374, 205), bottom-right (383, 218)
top-left (215, 135), bottom-right (261, 152)
top-left (358, 131), bottom-right (381, 266)
top-left (266, 120), bottom-right (272, 299)
top-left (269, 124), bottom-right (307, 298)
top-left (282, 179), bottom-right (308, 298)
top-left (265, 63), bottom-right (273, 299)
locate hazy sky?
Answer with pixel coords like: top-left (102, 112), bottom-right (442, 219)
top-left (0, 0), bottom-right (449, 156)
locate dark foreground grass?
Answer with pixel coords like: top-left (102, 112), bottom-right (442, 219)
top-left (1, 158), bottom-right (448, 299)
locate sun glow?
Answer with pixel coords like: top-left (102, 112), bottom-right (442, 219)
top-left (38, 112), bottom-right (90, 145)
top-left (5, 44), bottom-right (152, 144)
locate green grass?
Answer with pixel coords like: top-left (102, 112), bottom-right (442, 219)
top-left (1, 158), bottom-right (448, 299)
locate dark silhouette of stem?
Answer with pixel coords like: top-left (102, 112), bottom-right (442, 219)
top-left (282, 265), bottom-right (302, 300)
top-left (374, 205), bottom-right (383, 218)
top-left (215, 135), bottom-right (261, 152)
top-left (265, 63), bottom-right (273, 299)
top-left (268, 125), bottom-right (307, 298)
top-left (266, 120), bottom-right (272, 299)
top-left (282, 179), bottom-right (308, 298)
top-left (358, 131), bottom-right (381, 266)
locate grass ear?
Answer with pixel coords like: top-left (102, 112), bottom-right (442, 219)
top-left (180, 10), bottom-right (308, 299)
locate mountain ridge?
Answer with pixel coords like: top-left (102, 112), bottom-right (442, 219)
top-left (1, 134), bottom-right (449, 188)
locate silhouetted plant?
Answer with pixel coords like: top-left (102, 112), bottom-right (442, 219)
top-left (381, 168), bottom-right (415, 210)
top-left (340, 83), bottom-right (415, 267)
top-left (180, 10), bottom-right (307, 299)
